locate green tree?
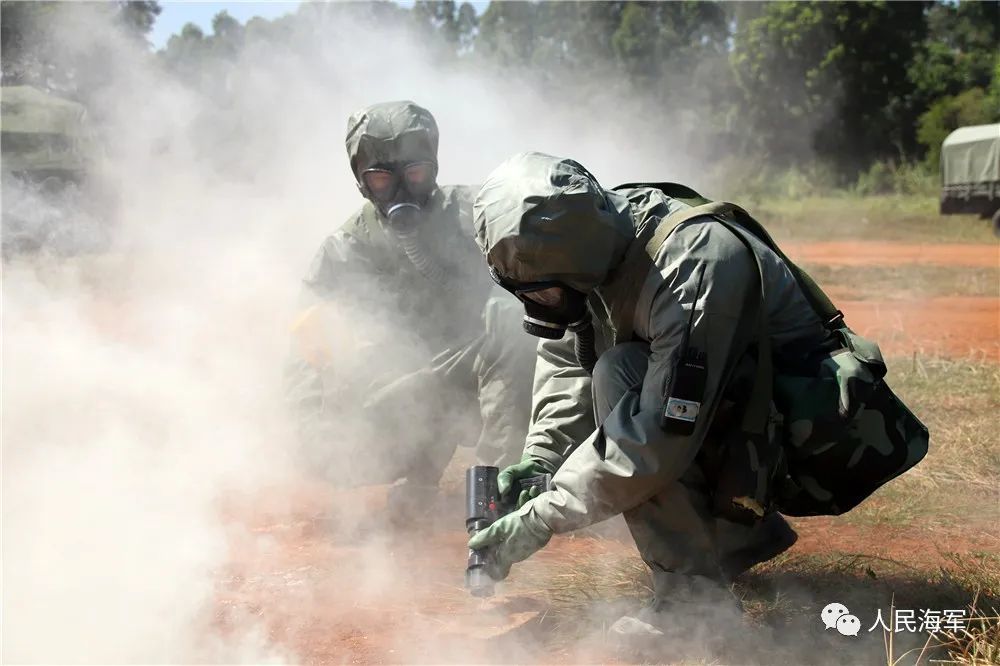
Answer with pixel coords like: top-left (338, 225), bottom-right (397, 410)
top-left (918, 87), bottom-right (1000, 167)
top-left (1, 1), bottom-right (60, 85)
top-left (116, 1), bottom-right (162, 44)
top-left (1, 2), bottom-right (161, 103)
top-left (161, 22), bottom-right (209, 82)
top-left (475, 2), bottom-right (539, 68)
top-left (909, 0), bottom-right (999, 102)
top-left (732, 1), bottom-right (930, 177)
top-left (411, 1), bottom-right (479, 60)
top-left (612, 1), bottom-right (727, 84)
top-left (210, 11), bottom-right (245, 60)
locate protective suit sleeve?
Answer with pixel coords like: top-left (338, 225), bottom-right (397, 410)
top-left (521, 330), bottom-right (599, 474)
top-left (529, 222), bottom-right (759, 533)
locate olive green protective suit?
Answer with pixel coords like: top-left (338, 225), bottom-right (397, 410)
top-left (473, 152), bottom-right (828, 595)
top-left (283, 102), bottom-right (535, 487)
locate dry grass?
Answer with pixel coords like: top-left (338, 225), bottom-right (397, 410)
top-left (883, 555), bottom-right (1000, 664)
top-left (887, 357), bottom-right (1000, 491)
top-left (749, 195), bottom-right (997, 243)
top-left (497, 545), bottom-right (1000, 664)
top-left (930, 606), bottom-right (1000, 665)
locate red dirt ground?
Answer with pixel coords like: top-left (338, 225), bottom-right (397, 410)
top-left (783, 241), bottom-right (998, 268)
top-left (216, 484), bottom-right (998, 665)
top-left (216, 483), bottom-right (637, 664)
top-left (786, 241), bottom-right (999, 361)
top-left (835, 296), bottom-right (999, 361)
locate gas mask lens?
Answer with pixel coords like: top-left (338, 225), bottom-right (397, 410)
top-left (403, 161), bottom-right (436, 195)
top-left (361, 161), bottom-right (437, 202)
top-left (521, 286), bottom-right (564, 307)
top-left (362, 168), bottom-right (397, 200)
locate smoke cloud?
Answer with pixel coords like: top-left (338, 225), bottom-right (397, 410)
top-left (2, 4), bottom-right (779, 664)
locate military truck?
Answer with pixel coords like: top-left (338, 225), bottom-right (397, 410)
top-left (1, 85), bottom-right (109, 256)
top-left (939, 123), bottom-right (1000, 234)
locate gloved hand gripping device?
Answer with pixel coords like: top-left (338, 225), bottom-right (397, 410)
top-left (464, 465), bottom-right (551, 597)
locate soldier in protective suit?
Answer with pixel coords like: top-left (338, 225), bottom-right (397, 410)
top-left (284, 102), bottom-right (535, 505)
top-left (467, 152), bottom-right (831, 642)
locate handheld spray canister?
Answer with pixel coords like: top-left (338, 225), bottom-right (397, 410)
top-left (465, 465), bottom-right (551, 597)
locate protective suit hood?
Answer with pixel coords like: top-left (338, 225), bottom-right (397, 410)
top-left (345, 100), bottom-right (438, 174)
top-left (473, 152), bottom-right (635, 294)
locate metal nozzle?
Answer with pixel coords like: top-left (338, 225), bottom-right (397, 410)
top-left (465, 564), bottom-right (495, 598)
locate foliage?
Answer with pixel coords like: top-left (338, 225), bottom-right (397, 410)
top-left (909, 0), bottom-right (1000, 103)
top-left (732, 1), bottom-right (930, 175)
top-left (1, 2), bottom-right (161, 101)
top-left (4, 0), bottom-right (998, 185)
top-left (917, 87), bottom-right (1000, 167)
top-left (854, 160), bottom-right (938, 197)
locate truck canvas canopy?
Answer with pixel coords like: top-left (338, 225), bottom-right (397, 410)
top-left (941, 123), bottom-right (1000, 188)
top-left (1, 86), bottom-right (90, 174)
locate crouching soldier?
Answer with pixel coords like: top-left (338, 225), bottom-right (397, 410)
top-left (284, 102), bottom-right (536, 512)
top-left (466, 152), bottom-right (836, 646)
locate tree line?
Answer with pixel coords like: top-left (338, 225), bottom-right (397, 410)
top-left (3, 1), bottom-right (998, 188)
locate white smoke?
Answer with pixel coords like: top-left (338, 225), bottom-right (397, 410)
top-left (1, 4), bottom-right (716, 663)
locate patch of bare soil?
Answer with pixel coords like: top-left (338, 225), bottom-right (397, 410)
top-left (215, 483), bottom-right (630, 664)
top-left (787, 516), bottom-right (1000, 568)
top-left (784, 241), bottom-right (999, 268)
top-left (833, 296), bottom-right (999, 361)
top-left (777, 240), bottom-right (999, 360)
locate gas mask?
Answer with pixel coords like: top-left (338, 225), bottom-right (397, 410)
top-left (360, 160), bottom-right (452, 286)
top-left (490, 266), bottom-right (597, 373)
top-left (359, 160), bottom-right (437, 231)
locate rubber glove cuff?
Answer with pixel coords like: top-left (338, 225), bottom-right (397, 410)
top-left (466, 500), bottom-right (553, 582)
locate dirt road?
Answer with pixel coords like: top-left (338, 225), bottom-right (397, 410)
top-left (783, 241), bottom-right (998, 268)
top-left (788, 241), bottom-right (998, 360)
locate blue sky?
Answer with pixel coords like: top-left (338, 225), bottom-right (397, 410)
top-left (149, 1), bottom-right (487, 49)
top-left (150, 2), bottom-right (301, 49)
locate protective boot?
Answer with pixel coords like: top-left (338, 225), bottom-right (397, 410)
top-left (718, 512), bottom-right (798, 581)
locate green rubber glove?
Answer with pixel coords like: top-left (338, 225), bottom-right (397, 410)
top-left (498, 457), bottom-right (553, 509)
top-left (467, 501), bottom-right (553, 582)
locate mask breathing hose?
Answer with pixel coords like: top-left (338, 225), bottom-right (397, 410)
top-left (387, 203), bottom-right (450, 287)
top-left (569, 318), bottom-right (597, 375)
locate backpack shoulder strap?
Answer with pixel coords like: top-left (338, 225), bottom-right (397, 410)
top-left (604, 200), bottom-right (740, 343)
top-left (601, 199), bottom-right (773, 434)
top-left (713, 217), bottom-right (772, 435)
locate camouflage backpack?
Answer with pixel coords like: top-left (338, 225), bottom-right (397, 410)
top-left (608, 184), bottom-right (930, 518)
